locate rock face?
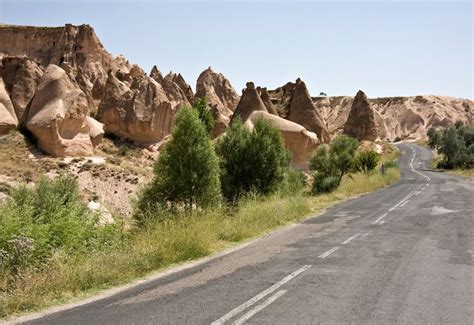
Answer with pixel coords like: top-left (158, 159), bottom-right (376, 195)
top-left (26, 65), bottom-right (94, 156)
top-left (97, 69), bottom-right (187, 144)
top-left (343, 90), bottom-right (378, 141)
top-left (231, 82), bottom-right (268, 123)
top-left (243, 111), bottom-right (319, 170)
top-left (287, 79), bottom-right (330, 143)
top-left (0, 78), bottom-right (18, 135)
top-left (0, 24), bottom-right (112, 82)
top-left (1, 57), bottom-right (43, 124)
top-left (257, 87), bottom-right (278, 116)
top-left (195, 67), bottom-right (240, 136)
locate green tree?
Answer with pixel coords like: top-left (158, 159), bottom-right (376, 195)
top-left (356, 150), bottom-right (381, 175)
top-left (135, 107), bottom-right (221, 221)
top-left (427, 127), bottom-right (441, 150)
top-left (217, 117), bottom-right (291, 201)
top-left (193, 97), bottom-right (214, 136)
top-left (309, 134), bottom-right (359, 193)
top-left (329, 135), bottom-right (360, 185)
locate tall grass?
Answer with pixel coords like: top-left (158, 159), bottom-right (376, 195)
top-left (0, 167), bottom-right (399, 318)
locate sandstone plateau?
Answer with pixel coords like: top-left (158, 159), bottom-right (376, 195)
top-left (0, 23), bottom-right (472, 168)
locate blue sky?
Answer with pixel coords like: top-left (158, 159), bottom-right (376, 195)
top-left (1, 0), bottom-right (472, 98)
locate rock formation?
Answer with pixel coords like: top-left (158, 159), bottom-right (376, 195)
top-left (343, 90), bottom-right (378, 141)
top-left (287, 79), bottom-right (330, 143)
top-left (165, 72), bottom-right (194, 102)
top-left (97, 70), bottom-right (186, 144)
top-left (243, 111), bottom-right (319, 170)
top-left (257, 87), bottom-right (278, 115)
top-left (195, 67), bottom-right (240, 136)
top-left (231, 82), bottom-right (268, 123)
top-left (232, 82), bottom-right (319, 169)
top-left (26, 65), bottom-right (94, 156)
top-left (0, 24), bottom-right (112, 82)
top-left (316, 94), bottom-right (472, 141)
top-left (0, 78), bottom-right (18, 135)
top-left (1, 56), bottom-right (43, 124)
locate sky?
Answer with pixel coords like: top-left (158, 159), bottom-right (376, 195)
top-left (1, 0), bottom-right (472, 98)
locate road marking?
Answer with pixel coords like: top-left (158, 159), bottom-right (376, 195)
top-left (388, 192), bottom-right (415, 211)
top-left (318, 246), bottom-right (340, 259)
top-left (211, 265), bottom-right (311, 325)
top-left (372, 213), bottom-right (388, 225)
top-left (409, 146), bottom-right (431, 181)
top-left (341, 233), bottom-right (361, 245)
top-left (232, 290), bottom-right (287, 325)
top-left (400, 200), bottom-right (410, 207)
top-left (361, 232), bottom-right (370, 237)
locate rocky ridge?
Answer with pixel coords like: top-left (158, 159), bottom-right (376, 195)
top-left (0, 23), bottom-right (472, 165)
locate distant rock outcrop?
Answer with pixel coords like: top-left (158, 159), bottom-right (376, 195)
top-left (343, 90), bottom-right (378, 141)
top-left (165, 72), bottom-right (194, 102)
top-left (26, 65), bottom-right (94, 156)
top-left (0, 78), bottom-right (18, 135)
top-left (195, 67), bottom-right (240, 136)
top-left (257, 87), bottom-right (278, 116)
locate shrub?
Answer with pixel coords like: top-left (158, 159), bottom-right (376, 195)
top-left (311, 173), bottom-right (339, 193)
top-left (384, 160), bottom-right (398, 169)
top-left (434, 122), bottom-right (474, 169)
top-left (0, 175), bottom-right (117, 276)
top-left (217, 117), bottom-right (291, 201)
top-left (309, 134), bottom-right (359, 194)
top-left (356, 150), bottom-right (381, 174)
top-left (134, 107), bottom-right (221, 223)
top-left (279, 168), bottom-right (306, 194)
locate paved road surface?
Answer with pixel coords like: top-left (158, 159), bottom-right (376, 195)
top-left (23, 144), bottom-right (473, 324)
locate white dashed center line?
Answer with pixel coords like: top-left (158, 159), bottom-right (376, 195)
top-left (318, 246), bottom-right (340, 259)
top-left (341, 233), bottom-right (361, 245)
top-left (212, 265), bottom-right (311, 325)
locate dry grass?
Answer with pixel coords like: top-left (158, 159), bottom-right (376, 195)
top-left (1, 160), bottom-right (399, 319)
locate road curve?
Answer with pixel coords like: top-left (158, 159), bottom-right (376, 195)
top-left (21, 144), bottom-right (473, 324)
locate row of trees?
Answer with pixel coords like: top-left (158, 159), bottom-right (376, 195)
top-left (134, 99), bottom-right (383, 224)
top-left (427, 121), bottom-right (474, 169)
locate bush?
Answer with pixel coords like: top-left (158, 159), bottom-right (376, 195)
top-left (356, 150), bottom-right (381, 174)
top-left (384, 160), bottom-right (398, 169)
top-left (309, 134), bottom-right (359, 194)
top-left (433, 121), bottom-right (474, 169)
top-left (279, 168), bottom-right (306, 194)
top-left (134, 107), bottom-right (221, 223)
top-left (0, 175), bottom-right (117, 276)
top-left (311, 173), bottom-right (339, 193)
top-left (217, 117), bottom-right (291, 201)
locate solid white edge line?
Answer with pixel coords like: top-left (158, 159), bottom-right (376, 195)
top-left (232, 290), bottom-right (287, 325)
top-left (318, 246), bottom-right (340, 259)
top-left (341, 233), bottom-right (361, 245)
top-left (211, 265), bottom-right (311, 325)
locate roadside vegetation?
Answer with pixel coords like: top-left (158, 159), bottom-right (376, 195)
top-left (427, 121), bottom-right (473, 177)
top-left (0, 100), bottom-right (400, 318)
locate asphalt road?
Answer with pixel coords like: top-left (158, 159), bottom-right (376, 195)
top-left (22, 144), bottom-right (473, 324)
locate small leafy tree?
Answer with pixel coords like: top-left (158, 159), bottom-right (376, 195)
top-left (329, 135), bottom-right (360, 185)
top-left (193, 97), bottom-right (214, 136)
top-left (427, 127), bottom-right (441, 150)
top-left (217, 117), bottom-right (291, 201)
top-left (356, 150), bottom-right (381, 175)
top-left (135, 107), bottom-right (221, 222)
top-left (309, 134), bottom-right (359, 193)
